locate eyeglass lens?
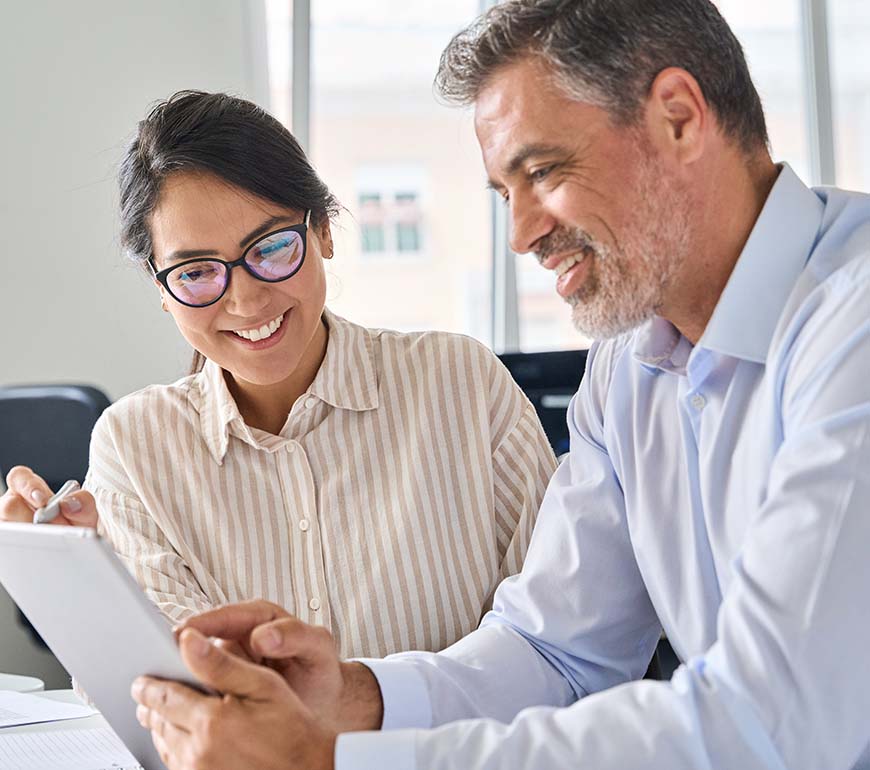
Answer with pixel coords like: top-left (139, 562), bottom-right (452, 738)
top-left (166, 230), bottom-right (305, 306)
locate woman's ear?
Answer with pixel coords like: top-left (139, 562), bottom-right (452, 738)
top-left (316, 218), bottom-right (335, 260)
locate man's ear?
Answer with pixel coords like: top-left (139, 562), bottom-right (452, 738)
top-left (317, 218), bottom-right (335, 259)
top-left (644, 67), bottom-right (709, 166)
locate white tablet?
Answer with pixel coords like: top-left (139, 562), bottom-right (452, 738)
top-left (0, 522), bottom-right (205, 770)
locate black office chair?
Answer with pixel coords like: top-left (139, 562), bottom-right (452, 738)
top-left (496, 349), bottom-right (587, 457)
top-left (0, 384), bottom-right (112, 648)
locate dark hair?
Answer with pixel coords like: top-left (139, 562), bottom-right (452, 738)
top-left (436, 0), bottom-right (769, 154)
top-left (118, 90), bottom-right (341, 374)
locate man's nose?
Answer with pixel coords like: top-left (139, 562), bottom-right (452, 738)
top-left (508, 193), bottom-right (555, 256)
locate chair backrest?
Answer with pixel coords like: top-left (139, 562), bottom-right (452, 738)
top-left (496, 349), bottom-right (587, 457)
top-left (0, 384), bottom-right (111, 490)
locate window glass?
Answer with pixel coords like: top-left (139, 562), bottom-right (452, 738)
top-left (307, 0), bottom-right (492, 339)
top-left (265, 0), bottom-right (292, 129)
top-left (828, 0), bottom-right (870, 192)
top-left (714, 0), bottom-right (811, 181)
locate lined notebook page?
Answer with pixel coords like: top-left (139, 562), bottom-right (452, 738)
top-left (0, 727), bottom-right (141, 769)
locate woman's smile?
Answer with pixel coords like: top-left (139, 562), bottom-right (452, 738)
top-left (222, 309), bottom-right (290, 350)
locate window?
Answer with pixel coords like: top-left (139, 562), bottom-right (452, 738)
top-left (306, 0), bottom-right (491, 339)
top-left (829, 0), bottom-right (870, 192)
top-left (267, 0), bottom-right (868, 352)
top-left (714, 0), bottom-right (811, 181)
top-left (354, 179), bottom-right (425, 257)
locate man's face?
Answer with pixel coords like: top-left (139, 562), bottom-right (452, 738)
top-left (474, 57), bottom-right (690, 339)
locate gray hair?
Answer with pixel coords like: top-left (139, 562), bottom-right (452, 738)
top-left (436, 0), bottom-right (769, 154)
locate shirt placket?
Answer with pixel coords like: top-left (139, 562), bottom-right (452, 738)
top-left (278, 401), bottom-right (333, 632)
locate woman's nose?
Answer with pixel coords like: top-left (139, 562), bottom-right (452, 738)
top-left (222, 266), bottom-right (271, 317)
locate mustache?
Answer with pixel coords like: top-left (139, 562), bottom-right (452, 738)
top-left (535, 227), bottom-right (602, 264)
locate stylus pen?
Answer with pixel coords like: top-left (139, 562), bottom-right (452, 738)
top-left (32, 480), bottom-right (81, 524)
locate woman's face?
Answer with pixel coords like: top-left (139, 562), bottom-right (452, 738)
top-left (149, 171), bottom-right (332, 388)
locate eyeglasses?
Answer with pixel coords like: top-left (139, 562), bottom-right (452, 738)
top-left (151, 210), bottom-right (310, 308)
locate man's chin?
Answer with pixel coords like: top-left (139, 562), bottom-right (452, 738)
top-left (569, 299), bottom-right (650, 341)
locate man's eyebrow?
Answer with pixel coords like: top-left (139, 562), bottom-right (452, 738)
top-left (162, 215), bottom-right (299, 265)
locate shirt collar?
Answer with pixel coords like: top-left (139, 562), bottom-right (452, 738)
top-left (308, 308), bottom-right (380, 412)
top-left (189, 307), bottom-right (380, 464)
top-left (634, 163), bottom-right (825, 370)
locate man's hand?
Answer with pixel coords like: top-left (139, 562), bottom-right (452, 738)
top-left (175, 600), bottom-right (384, 733)
top-left (132, 627), bottom-right (337, 770)
top-left (0, 466), bottom-right (98, 527)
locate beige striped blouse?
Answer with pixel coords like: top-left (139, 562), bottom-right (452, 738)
top-left (85, 309), bottom-right (556, 659)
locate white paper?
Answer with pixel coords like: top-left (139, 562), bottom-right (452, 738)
top-left (0, 727), bottom-right (141, 769)
top-left (0, 691), bottom-right (96, 728)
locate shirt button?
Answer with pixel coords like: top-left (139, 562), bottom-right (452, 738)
top-left (304, 396), bottom-right (318, 409)
top-left (285, 443), bottom-right (296, 453)
top-left (309, 597), bottom-right (321, 611)
top-left (299, 519), bottom-right (310, 532)
top-left (691, 394), bottom-right (706, 411)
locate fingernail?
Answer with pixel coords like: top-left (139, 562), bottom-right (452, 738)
top-left (60, 496), bottom-right (82, 514)
top-left (266, 628), bottom-right (282, 651)
top-left (30, 490), bottom-right (48, 506)
top-left (184, 628), bottom-right (210, 657)
top-left (131, 679), bottom-right (144, 701)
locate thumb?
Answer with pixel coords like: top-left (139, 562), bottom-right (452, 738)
top-left (58, 491), bottom-right (99, 528)
top-left (179, 627), bottom-right (286, 700)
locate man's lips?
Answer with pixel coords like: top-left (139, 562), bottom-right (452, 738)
top-left (540, 249), bottom-right (589, 271)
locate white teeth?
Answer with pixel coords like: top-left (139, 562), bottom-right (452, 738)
top-left (232, 313), bottom-right (284, 342)
top-left (553, 253), bottom-right (584, 276)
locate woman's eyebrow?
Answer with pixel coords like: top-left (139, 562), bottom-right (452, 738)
top-left (163, 215), bottom-right (300, 264)
top-left (239, 215), bottom-right (299, 248)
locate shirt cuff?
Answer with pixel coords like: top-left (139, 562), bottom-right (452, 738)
top-left (335, 729), bottom-right (417, 770)
top-left (353, 657), bottom-right (433, 730)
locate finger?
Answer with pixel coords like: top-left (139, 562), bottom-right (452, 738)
top-left (178, 628), bottom-right (286, 701)
top-left (0, 489), bottom-right (38, 523)
top-left (139, 707), bottom-right (190, 770)
top-left (3, 466), bottom-right (54, 511)
top-left (213, 637), bottom-right (257, 664)
top-left (57, 490), bottom-right (99, 528)
top-left (132, 676), bottom-right (204, 732)
top-left (175, 600), bottom-right (290, 642)
top-left (249, 617), bottom-right (336, 664)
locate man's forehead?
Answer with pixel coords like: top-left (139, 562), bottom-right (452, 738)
top-left (473, 64), bottom-right (604, 179)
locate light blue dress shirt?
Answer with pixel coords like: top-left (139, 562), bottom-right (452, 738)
top-left (336, 164), bottom-right (870, 770)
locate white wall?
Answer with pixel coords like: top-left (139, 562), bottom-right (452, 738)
top-left (0, 0), bottom-right (268, 686)
top-left (0, 0), bottom-right (268, 399)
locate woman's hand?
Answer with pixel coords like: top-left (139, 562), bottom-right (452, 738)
top-left (175, 600), bottom-right (384, 734)
top-left (0, 466), bottom-right (99, 527)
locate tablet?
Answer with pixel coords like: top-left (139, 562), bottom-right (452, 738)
top-left (0, 522), bottom-right (205, 770)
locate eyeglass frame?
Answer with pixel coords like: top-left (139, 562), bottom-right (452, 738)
top-left (149, 209), bottom-right (311, 309)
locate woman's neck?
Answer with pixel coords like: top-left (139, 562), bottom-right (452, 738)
top-left (225, 318), bottom-right (329, 435)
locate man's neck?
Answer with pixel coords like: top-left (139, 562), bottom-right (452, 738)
top-left (668, 154), bottom-right (779, 345)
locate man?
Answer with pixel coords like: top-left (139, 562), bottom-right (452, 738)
top-left (131, 0), bottom-right (870, 768)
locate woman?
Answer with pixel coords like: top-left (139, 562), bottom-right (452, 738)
top-left (0, 91), bottom-right (556, 659)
